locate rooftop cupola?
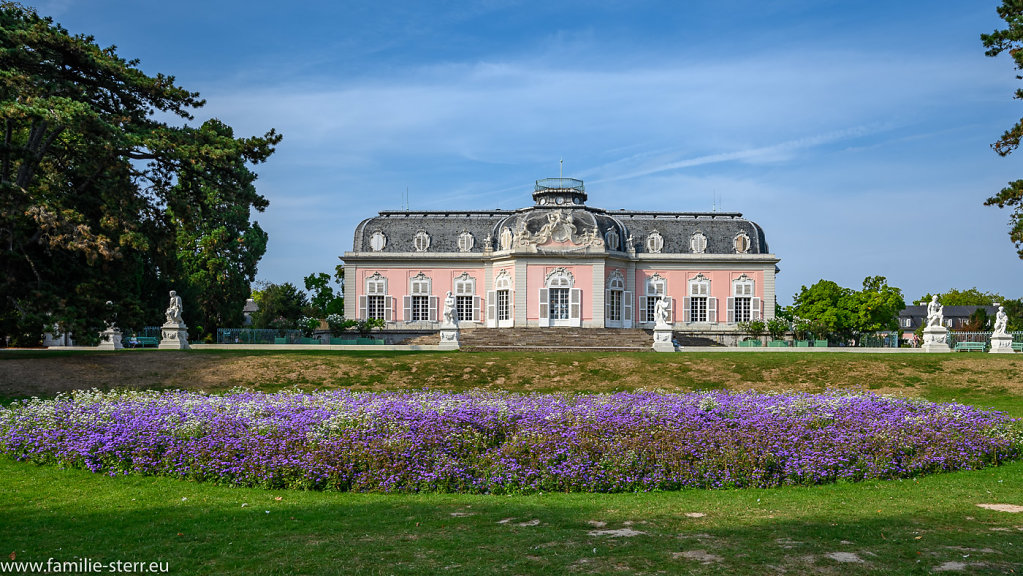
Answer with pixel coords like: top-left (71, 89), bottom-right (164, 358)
top-left (533, 177), bottom-right (587, 206)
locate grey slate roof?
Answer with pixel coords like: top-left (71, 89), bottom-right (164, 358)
top-left (352, 205), bottom-right (771, 255)
top-left (899, 305), bottom-right (999, 330)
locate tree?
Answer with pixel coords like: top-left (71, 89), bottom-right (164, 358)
top-left (789, 277), bottom-right (904, 345)
top-left (789, 280), bottom-right (856, 341)
top-left (914, 287), bottom-right (1004, 306)
top-left (250, 282), bottom-right (308, 330)
top-left (1002, 298), bottom-right (1023, 331)
top-left (852, 276), bottom-right (905, 334)
top-left (304, 265), bottom-right (345, 318)
top-left (0, 4), bottom-right (279, 344)
top-left (982, 1), bottom-right (1023, 257)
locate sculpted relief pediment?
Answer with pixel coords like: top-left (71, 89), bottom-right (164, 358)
top-left (512, 209), bottom-right (604, 252)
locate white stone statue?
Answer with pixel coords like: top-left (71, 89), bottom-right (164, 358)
top-left (165, 290), bottom-right (184, 325)
top-left (993, 305), bottom-right (1009, 336)
top-left (926, 295), bottom-right (943, 328)
top-left (441, 290), bottom-right (457, 327)
top-left (654, 294), bottom-right (670, 328)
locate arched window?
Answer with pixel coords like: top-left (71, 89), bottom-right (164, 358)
top-left (413, 231), bottom-right (431, 252)
top-left (539, 268), bottom-right (581, 327)
top-left (646, 230), bottom-right (664, 254)
top-left (683, 273), bottom-right (717, 323)
top-left (369, 231), bottom-right (387, 252)
top-left (453, 273), bottom-right (480, 323)
top-left (457, 231), bottom-right (475, 252)
top-left (604, 270), bottom-right (633, 328)
top-left (727, 274), bottom-right (760, 323)
top-left (690, 232), bottom-right (707, 254)
top-left (487, 271), bottom-right (514, 327)
top-left (734, 232), bottom-right (751, 254)
top-left (639, 274), bottom-right (670, 324)
top-left (360, 272), bottom-right (392, 321)
top-left (605, 229), bottom-right (620, 251)
top-left (403, 273), bottom-right (437, 322)
top-left (499, 227), bottom-right (513, 250)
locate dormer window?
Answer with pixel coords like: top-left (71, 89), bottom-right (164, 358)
top-left (734, 232), bottom-right (751, 254)
top-left (690, 232), bottom-right (707, 254)
top-left (605, 229), bottom-right (620, 251)
top-left (646, 230), bottom-right (664, 254)
top-left (413, 231), bottom-right (431, 252)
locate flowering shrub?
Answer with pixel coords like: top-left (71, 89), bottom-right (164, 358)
top-left (298, 316), bottom-right (320, 337)
top-left (1, 389), bottom-right (1018, 493)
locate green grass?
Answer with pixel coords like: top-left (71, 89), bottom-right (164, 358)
top-left (2, 458), bottom-right (1021, 575)
top-left (2, 349), bottom-right (1022, 573)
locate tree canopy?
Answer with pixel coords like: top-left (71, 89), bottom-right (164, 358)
top-left (788, 277), bottom-right (904, 344)
top-left (913, 287), bottom-right (1004, 306)
top-left (250, 282), bottom-right (308, 330)
top-left (304, 266), bottom-right (345, 318)
top-left (982, 0), bottom-right (1023, 258)
top-left (0, 4), bottom-right (280, 344)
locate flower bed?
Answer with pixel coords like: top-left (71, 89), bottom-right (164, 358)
top-left (1, 389), bottom-right (1019, 493)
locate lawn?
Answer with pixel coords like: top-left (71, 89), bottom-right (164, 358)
top-left (1, 350), bottom-right (1022, 574)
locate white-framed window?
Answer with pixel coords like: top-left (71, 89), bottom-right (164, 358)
top-left (403, 273), bottom-right (437, 322)
top-left (638, 274), bottom-right (670, 324)
top-left (604, 270), bottom-right (633, 328)
top-left (457, 231), bottom-right (475, 253)
top-left (690, 232), bottom-right (707, 254)
top-left (605, 229), bottom-right (620, 251)
top-left (499, 227), bottom-right (513, 250)
top-left (413, 231), bottom-right (431, 252)
top-left (646, 230), bottom-right (664, 254)
top-left (453, 273), bottom-right (481, 323)
top-left (727, 274), bottom-right (760, 323)
top-left (734, 232), bottom-right (751, 254)
top-left (539, 268), bottom-right (581, 327)
top-left (360, 272), bottom-right (392, 321)
top-left (683, 274), bottom-right (717, 323)
top-left (369, 231), bottom-right (387, 252)
top-left (487, 271), bottom-right (514, 327)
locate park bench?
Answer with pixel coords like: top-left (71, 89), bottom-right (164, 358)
top-left (768, 340), bottom-right (789, 347)
top-left (126, 336), bottom-right (159, 348)
top-left (738, 339), bottom-right (761, 347)
top-left (1012, 342), bottom-right (1023, 353)
top-left (954, 341), bottom-right (986, 352)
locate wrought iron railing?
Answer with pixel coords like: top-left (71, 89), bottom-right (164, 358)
top-left (217, 328), bottom-right (305, 344)
top-left (535, 178), bottom-right (584, 192)
top-left (947, 331), bottom-right (1023, 346)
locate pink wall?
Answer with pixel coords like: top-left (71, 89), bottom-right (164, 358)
top-left (634, 269), bottom-right (764, 301)
top-left (358, 267), bottom-right (486, 322)
top-left (525, 264), bottom-right (594, 321)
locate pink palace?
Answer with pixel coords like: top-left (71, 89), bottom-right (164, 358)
top-left (342, 178), bottom-right (779, 339)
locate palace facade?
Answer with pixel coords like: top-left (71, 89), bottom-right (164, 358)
top-left (342, 178), bottom-right (779, 335)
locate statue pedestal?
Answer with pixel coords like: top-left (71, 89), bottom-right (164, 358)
top-left (990, 333), bottom-right (1015, 354)
top-left (438, 326), bottom-right (460, 350)
top-left (921, 325), bottom-right (950, 353)
top-left (159, 322), bottom-right (190, 350)
top-left (652, 327), bottom-right (675, 352)
top-left (97, 326), bottom-right (123, 350)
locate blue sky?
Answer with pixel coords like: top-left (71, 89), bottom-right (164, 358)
top-left (33, 0), bottom-right (1023, 304)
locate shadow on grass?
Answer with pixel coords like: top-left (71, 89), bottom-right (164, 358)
top-left (2, 458), bottom-right (1021, 576)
